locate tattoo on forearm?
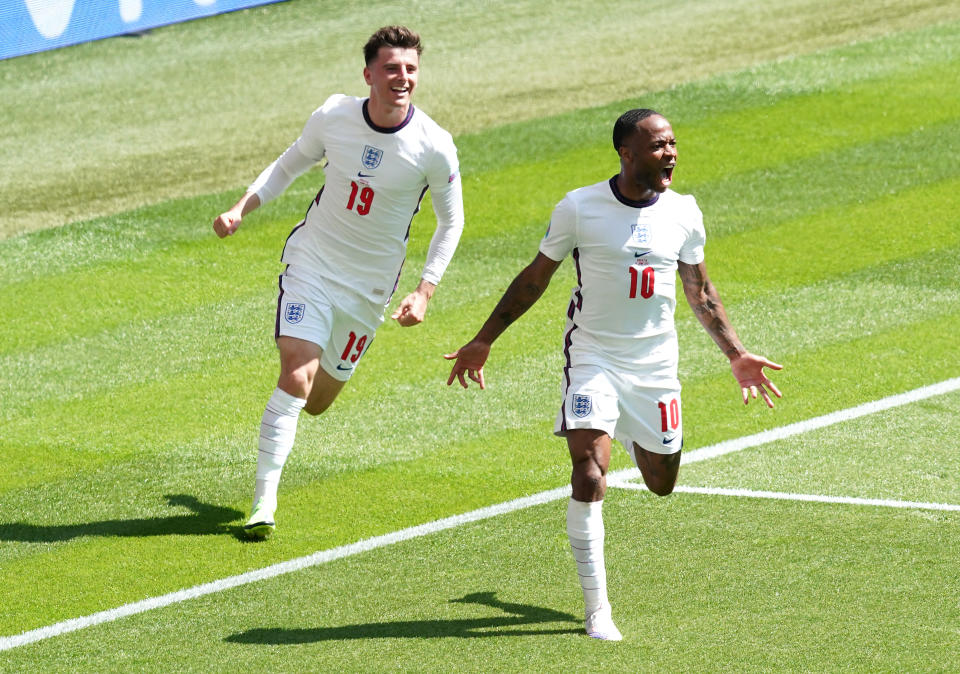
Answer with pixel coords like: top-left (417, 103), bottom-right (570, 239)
top-left (682, 267), bottom-right (743, 357)
top-left (494, 280), bottom-right (543, 328)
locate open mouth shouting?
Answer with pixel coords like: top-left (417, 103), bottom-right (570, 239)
top-left (661, 165), bottom-right (675, 187)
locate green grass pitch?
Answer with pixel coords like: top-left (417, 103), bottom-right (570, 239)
top-left (1, 0), bottom-right (959, 670)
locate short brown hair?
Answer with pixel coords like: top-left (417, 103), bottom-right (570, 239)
top-left (363, 25), bottom-right (423, 65)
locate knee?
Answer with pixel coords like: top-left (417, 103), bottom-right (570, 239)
top-left (648, 482), bottom-right (675, 497)
top-left (278, 369), bottom-right (312, 400)
top-left (633, 442), bottom-right (680, 497)
top-left (573, 471), bottom-right (604, 494)
top-left (641, 469), bottom-right (678, 496)
top-left (571, 460), bottom-right (606, 500)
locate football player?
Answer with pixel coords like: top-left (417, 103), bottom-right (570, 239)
top-left (446, 109), bottom-right (781, 640)
top-left (214, 26), bottom-right (464, 539)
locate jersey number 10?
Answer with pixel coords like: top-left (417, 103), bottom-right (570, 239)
top-left (628, 265), bottom-right (655, 299)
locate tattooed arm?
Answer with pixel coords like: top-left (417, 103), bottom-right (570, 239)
top-left (445, 252), bottom-right (562, 389)
top-left (678, 261), bottom-right (783, 407)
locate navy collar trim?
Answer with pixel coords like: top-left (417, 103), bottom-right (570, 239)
top-left (609, 175), bottom-right (660, 208)
top-left (362, 99), bottom-right (415, 134)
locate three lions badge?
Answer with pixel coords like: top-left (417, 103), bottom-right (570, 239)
top-left (572, 394), bottom-right (592, 418)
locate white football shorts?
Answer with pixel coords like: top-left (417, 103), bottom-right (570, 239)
top-left (554, 362), bottom-right (683, 461)
top-left (274, 265), bottom-right (385, 381)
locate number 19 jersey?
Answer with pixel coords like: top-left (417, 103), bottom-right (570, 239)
top-left (275, 94), bottom-right (463, 305)
top-left (539, 176), bottom-right (706, 378)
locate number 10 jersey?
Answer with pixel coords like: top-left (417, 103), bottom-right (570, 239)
top-left (539, 176), bottom-right (706, 379)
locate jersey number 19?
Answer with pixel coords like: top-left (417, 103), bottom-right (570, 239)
top-left (346, 181), bottom-right (375, 215)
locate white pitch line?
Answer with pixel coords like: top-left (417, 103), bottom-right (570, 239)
top-left (606, 376), bottom-right (960, 485)
top-left (0, 485), bottom-right (571, 653)
top-left (613, 482), bottom-right (960, 512)
top-left (2, 376), bottom-right (958, 652)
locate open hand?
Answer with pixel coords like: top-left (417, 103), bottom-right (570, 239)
top-left (444, 341), bottom-right (490, 389)
top-left (730, 353), bottom-right (783, 408)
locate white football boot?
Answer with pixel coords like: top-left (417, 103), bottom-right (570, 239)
top-left (243, 497), bottom-right (276, 540)
top-left (585, 605), bottom-right (623, 641)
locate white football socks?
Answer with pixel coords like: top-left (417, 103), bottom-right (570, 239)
top-left (567, 497), bottom-right (609, 617)
top-left (252, 387), bottom-right (306, 510)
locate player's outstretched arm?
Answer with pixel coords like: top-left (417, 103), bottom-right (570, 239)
top-left (445, 252), bottom-right (562, 390)
top-left (213, 192), bottom-right (260, 238)
top-left (678, 260), bottom-right (783, 407)
top-left (392, 279), bottom-right (435, 327)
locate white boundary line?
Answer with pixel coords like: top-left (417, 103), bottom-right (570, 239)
top-left (613, 482), bottom-right (960, 512)
top-left (607, 376), bottom-right (960, 484)
top-left (0, 485), bottom-right (572, 653)
top-left (2, 376), bottom-right (958, 652)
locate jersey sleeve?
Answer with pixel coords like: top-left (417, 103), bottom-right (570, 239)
top-left (295, 95), bottom-right (342, 162)
top-left (538, 194), bottom-right (577, 262)
top-left (678, 195), bottom-right (706, 265)
top-left (248, 142), bottom-right (315, 205)
top-left (249, 96), bottom-right (340, 205)
top-left (420, 133), bottom-right (464, 285)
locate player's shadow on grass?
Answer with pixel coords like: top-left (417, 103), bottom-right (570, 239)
top-left (225, 591), bottom-right (582, 643)
top-left (0, 494), bottom-right (242, 542)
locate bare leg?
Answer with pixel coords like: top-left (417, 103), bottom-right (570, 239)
top-left (632, 442), bottom-right (681, 496)
top-left (567, 428), bottom-right (612, 502)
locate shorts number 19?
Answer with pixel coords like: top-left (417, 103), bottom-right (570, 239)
top-left (340, 331), bottom-right (368, 363)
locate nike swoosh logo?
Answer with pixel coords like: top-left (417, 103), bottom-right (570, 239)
top-left (336, 364), bottom-right (354, 371)
top-left (634, 250), bottom-right (652, 258)
top-left (662, 435), bottom-right (677, 445)
top-left (357, 171), bottom-right (375, 178)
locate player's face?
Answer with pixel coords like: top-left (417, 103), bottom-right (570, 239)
top-left (364, 46), bottom-right (419, 111)
top-left (619, 115), bottom-right (677, 198)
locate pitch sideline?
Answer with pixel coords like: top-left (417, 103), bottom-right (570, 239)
top-left (2, 377), bottom-right (958, 652)
top-left (614, 482), bottom-right (960, 512)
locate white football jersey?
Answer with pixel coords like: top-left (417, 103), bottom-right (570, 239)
top-left (539, 176), bottom-right (706, 372)
top-left (258, 94), bottom-right (463, 305)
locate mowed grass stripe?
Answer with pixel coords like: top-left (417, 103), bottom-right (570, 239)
top-left (2, 377), bottom-right (957, 649)
top-left (4, 63), bottom-right (959, 352)
top-left (5, 493), bottom-right (957, 670)
top-left (708, 176), bottom-right (960, 293)
top-left (3, 308), bottom-right (958, 633)
top-left (5, 20), bottom-right (959, 271)
top-left (453, 18), bottom-right (960, 176)
top-left (688, 118), bottom-right (960, 238)
top-left (1, 23), bottom-right (958, 661)
top-left (676, 60), bottom-right (960, 185)
top-left (4, 229), bottom-right (956, 427)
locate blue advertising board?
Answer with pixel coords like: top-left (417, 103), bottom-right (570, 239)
top-left (0, 0), bottom-right (286, 60)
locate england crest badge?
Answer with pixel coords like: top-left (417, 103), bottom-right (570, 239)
top-left (630, 223), bottom-right (650, 244)
top-left (362, 145), bottom-right (383, 170)
top-left (572, 394), bottom-right (592, 418)
top-left (284, 303), bottom-right (305, 324)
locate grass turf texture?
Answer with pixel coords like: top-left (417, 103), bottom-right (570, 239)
top-left (2, 4), bottom-right (960, 672)
top-left (2, 0), bottom-right (960, 238)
